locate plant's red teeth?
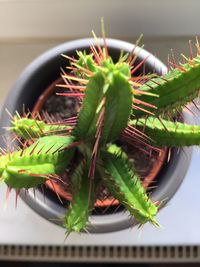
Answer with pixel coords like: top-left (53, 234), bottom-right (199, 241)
top-left (41, 111), bottom-right (54, 124)
top-left (44, 128), bottom-right (72, 136)
top-left (64, 115), bottom-right (78, 122)
top-left (0, 147), bottom-right (7, 156)
top-left (29, 141), bottom-right (39, 156)
top-left (24, 189), bottom-right (29, 201)
top-left (129, 45), bottom-right (145, 68)
top-left (196, 39), bottom-right (200, 55)
top-left (101, 17), bottom-right (109, 59)
top-left (20, 144), bottom-right (26, 157)
top-left (90, 45), bottom-right (101, 65)
top-left (62, 74), bottom-right (88, 85)
top-left (126, 45), bottom-right (137, 65)
top-left (127, 124), bottom-right (154, 142)
top-left (180, 53), bottom-right (189, 64)
top-left (121, 130), bottom-right (161, 153)
top-left (33, 111), bottom-right (43, 121)
top-left (37, 144), bottom-right (45, 155)
top-left (29, 114), bottom-right (44, 134)
top-left (122, 129), bottom-right (143, 144)
top-left (132, 104), bottom-right (155, 116)
top-left (169, 61), bottom-right (187, 72)
top-left (130, 55), bottom-right (150, 76)
top-left (71, 62), bottom-right (93, 76)
top-left (17, 169), bottom-right (26, 174)
top-left (167, 147), bottom-right (172, 163)
top-left (19, 127), bottom-right (34, 142)
top-left (126, 34), bottom-right (143, 64)
top-left (120, 133), bottom-right (154, 156)
top-left (189, 40), bottom-right (194, 60)
top-left (112, 204), bottom-right (122, 214)
top-left (134, 98), bottom-right (157, 110)
top-left (61, 54), bottom-right (77, 63)
top-left (130, 74), bottom-right (156, 81)
top-left (15, 111), bottom-right (22, 120)
top-left (13, 144), bottom-right (20, 151)
top-left (49, 174), bottom-right (67, 185)
top-left (56, 92), bottom-right (84, 98)
top-left (5, 108), bottom-right (15, 120)
top-left (28, 110), bottom-right (36, 120)
top-left (45, 143), bottom-right (56, 154)
top-left (48, 180), bottom-right (63, 204)
top-left (89, 98), bottom-right (106, 179)
top-left (155, 116), bottom-right (170, 133)
top-left (15, 189), bottom-right (20, 208)
top-left (4, 187), bottom-right (12, 210)
top-left (51, 144), bottom-right (64, 155)
top-left (60, 67), bottom-right (71, 86)
top-left (160, 77), bottom-right (169, 83)
top-left (191, 100), bottom-right (200, 113)
top-left (58, 141), bottom-right (82, 153)
top-left (170, 48), bottom-right (177, 66)
top-left (123, 128), bottom-right (153, 147)
top-left (62, 116), bottom-right (78, 126)
top-left (188, 59), bottom-right (196, 67)
top-left (183, 104), bottom-right (198, 118)
top-left (29, 126), bottom-right (40, 138)
top-left (129, 80), bottom-right (142, 88)
top-left (102, 199), bottom-right (118, 214)
top-left (124, 127), bottom-right (149, 143)
top-left (32, 188), bottom-right (36, 199)
top-left (92, 31), bottom-right (104, 60)
top-left (145, 83), bottom-right (155, 90)
top-left (132, 89), bottom-right (157, 98)
top-left (150, 79), bottom-right (162, 86)
top-left (56, 84), bottom-right (86, 91)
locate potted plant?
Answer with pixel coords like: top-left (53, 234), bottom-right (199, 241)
top-left (0, 26), bottom-right (199, 235)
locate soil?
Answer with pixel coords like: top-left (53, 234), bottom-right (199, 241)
top-left (43, 89), bottom-right (80, 121)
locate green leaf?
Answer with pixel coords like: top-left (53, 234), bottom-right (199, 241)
top-left (134, 55), bottom-right (200, 116)
top-left (63, 161), bottom-right (95, 234)
top-left (10, 117), bottom-right (69, 140)
top-left (73, 60), bottom-right (133, 144)
top-left (73, 71), bottom-right (105, 140)
top-left (102, 70), bottom-right (133, 143)
top-left (102, 149), bottom-right (159, 226)
top-left (130, 116), bottom-right (200, 146)
top-left (0, 135), bottom-right (75, 189)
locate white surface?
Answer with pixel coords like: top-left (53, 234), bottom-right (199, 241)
top-left (1, 0), bottom-right (200, 39)
top-left (0, 148), bottom-right (199, 246)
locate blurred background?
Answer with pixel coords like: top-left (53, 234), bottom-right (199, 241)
top-left (1, 0), bottom-right (200, 102)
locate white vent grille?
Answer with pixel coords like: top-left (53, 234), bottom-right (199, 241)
top-left (0, 245), bottom-right (200, 263)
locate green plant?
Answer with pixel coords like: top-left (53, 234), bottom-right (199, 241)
top-left (1, 28), bottom-right (200, 235)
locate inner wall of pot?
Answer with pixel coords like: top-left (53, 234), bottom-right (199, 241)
top-left (0, 39), bottom-right (192, 233)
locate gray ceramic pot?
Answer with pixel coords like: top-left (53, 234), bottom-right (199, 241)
top-left (0, 38), bottom-right (192, 233)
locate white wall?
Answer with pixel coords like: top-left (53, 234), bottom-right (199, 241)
top-left (0, 0), bottom-right (200, 40)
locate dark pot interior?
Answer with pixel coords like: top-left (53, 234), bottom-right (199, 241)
top-left (0, 38), bottom-right (192, 233)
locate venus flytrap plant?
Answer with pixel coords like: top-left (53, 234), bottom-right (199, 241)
top-left (2, 27), bottom-right (200, 235)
